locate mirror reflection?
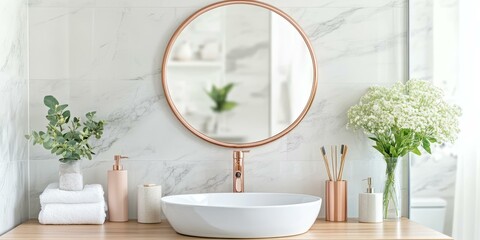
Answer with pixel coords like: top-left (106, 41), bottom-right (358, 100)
top-left (165, 4), bottom-right (315, 144)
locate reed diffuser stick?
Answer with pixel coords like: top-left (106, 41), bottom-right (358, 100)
top-left (338, 145), bottom-right (348, 181)
top-left (321, 147), bottom-right (333, 181)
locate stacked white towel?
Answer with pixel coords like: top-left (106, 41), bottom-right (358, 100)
top-left (39, 183), bottom-right (106, 225)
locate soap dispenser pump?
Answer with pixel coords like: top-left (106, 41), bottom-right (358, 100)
top-left (108, 155), bottom-right (128, 222)
top-left (359, 177), bottom-right (383, 223)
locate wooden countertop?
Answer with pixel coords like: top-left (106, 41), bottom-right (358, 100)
top-left (0, 219), bottom-right (452, 240)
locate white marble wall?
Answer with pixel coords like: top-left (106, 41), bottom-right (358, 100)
top-left (409, 0), bottom-right (458, 235)
top-left (28, 0), bottom-right (407, 219)
top-left (0, 0), bottom-right (29, 235)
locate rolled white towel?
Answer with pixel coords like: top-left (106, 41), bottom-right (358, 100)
top-left (39, 202), bottom-right (106, 225)
top-left (40, 183), bottom-right (104, 205)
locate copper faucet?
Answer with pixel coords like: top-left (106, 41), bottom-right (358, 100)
top-left (233, 150), bottom-right (249, 193)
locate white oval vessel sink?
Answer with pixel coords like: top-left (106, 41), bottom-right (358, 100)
top-left (161, 193), bottom-right (322, 238)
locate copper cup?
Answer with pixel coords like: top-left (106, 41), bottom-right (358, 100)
top-left (325, 180), bottom-right (347, 222)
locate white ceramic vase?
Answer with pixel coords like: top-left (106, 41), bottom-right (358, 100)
top-left (174, 41), bottom-right (194, 61)
top-left (59, 160), bottom-right (83, 191)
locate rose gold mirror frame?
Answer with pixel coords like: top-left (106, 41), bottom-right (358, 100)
top-left (161, 0), bottom-right (318, 148)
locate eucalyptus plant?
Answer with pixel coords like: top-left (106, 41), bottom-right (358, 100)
top-left (206, 83), bottom-right (237, 113)
top-left (26, 95), bottom-right (105, 163)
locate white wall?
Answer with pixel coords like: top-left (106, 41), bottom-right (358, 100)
top-left (0, 0), bottom-right (29, 235)
top-left (28, 0), bottom-right (407, 219)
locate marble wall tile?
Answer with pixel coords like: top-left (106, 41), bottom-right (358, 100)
top-left (409, 0), bottom-right (433, 81)
top-left (0, 77), bottom-right (28, 163)
top-left (29, 0), bottom-right (405, 8)
top-left (29, 7), bottom-right (71, 80)
top-left (0, 0), bottom-right (29, 235)
top-left (29, 156), bottom-right (391, 219)
top-left (28, 0), bottom-right (408, 219)
top-left (285, 6), bottom-right (407, 84)
top-left (29, 6), bottom-right (176, 81)
top-left (411, 146), bottom-right (457, 197)
top-left (0, 162), bottom-right (29, 234)
top-left (88, 8), bottom-right (176, 81)
top-left (0, 0), bottom-right (29, 159)
top-left (29, 159), bottom-right (230, 218)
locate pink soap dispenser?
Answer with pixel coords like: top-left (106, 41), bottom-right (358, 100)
top-left (108, 155), bottom-right (128, 222)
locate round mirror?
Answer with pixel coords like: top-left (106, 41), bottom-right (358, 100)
top-left (162, 1), bottom-right (317, 148)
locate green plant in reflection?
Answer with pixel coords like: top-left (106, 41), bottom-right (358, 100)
top-left (206, 83), bottom-right (237, 113)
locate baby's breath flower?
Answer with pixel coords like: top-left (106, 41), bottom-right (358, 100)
top-left (347, 80), bottom-right (461, 157)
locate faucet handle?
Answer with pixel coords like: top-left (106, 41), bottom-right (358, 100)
top-left (233, 150), bottom-right (250, 159)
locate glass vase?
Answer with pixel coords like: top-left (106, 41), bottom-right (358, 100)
top-left (59, 160), bottom-right (83, 191)
top-left (383, 157), bottom-right (402, 219)
top-left (212, 112), bottom-right (227, 134)
top-left (212, 113), bottom-right (220, 134)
